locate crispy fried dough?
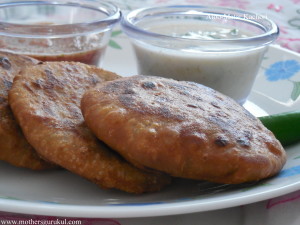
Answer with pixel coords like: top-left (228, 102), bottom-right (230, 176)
top-left (9, 62), bottom-right (171, 193)
top-left (0, 51), bottom-right (55, 170)
top-left (81, 75), bottom-right (286, 184)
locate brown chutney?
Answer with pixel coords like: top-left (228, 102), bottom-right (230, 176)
top-left (0, 33), bottom-right (107, 66)
top-left (28, 47), bottom-right (105, 66)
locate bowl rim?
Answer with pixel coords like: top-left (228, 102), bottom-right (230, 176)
top-left (0, 0), bottom-right (121, 38)
top-left (121, 5), bottom-right (279, 51)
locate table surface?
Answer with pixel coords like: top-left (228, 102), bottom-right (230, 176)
top-left (0, 0), bottom-right (299, 224)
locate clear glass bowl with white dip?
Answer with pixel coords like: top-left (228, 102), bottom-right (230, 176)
top-left (121, 5), bottom-right (279, 104)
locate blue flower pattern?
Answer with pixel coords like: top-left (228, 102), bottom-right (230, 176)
top-left (265, 60), bottom-right (300, 81)
top-left (264, 59), bottom-right (300, 101)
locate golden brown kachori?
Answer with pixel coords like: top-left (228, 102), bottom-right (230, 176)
top-left (9, 62), bottom-right (171, 193)
top-left (81, 75), bottom-right (286, 184)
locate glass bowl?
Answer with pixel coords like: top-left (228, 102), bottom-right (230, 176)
top-left (121, 5), bottom-right (279, 104)
top-left (0, 0), bottom-right (121, 66)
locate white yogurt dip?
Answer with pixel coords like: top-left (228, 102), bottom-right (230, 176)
top-left (148, 23), bottom-right (251, 40)
top-left (131, 23), bottom-right (267, 104)
top-left (122, 6), bottom-right (279, 104)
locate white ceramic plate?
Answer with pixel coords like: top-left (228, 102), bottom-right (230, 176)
top-left (0, 43), bottom-right (299, 218)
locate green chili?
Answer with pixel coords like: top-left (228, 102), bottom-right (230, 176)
top-left (259, 111), bottom-right (300, 146)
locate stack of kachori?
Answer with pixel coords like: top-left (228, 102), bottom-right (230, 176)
top-left (8, 61), bottom-right (171, 194)
top-left (0, 51), bottom-right (54, 170)
top-left (3, 51), bottom-right (286, 194)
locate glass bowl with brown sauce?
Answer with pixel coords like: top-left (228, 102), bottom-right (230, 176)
top-left (0, 0), bottom-right (121, 66)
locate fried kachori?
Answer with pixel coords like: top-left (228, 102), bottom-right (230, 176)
top-left (81, 75), bottom-right (286, 184)
top-left (9, 62), bottom-right (171, 193)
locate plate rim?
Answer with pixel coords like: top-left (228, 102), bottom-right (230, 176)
top-left (0, 45), bottom-right (299, 218)
top-left (1, 179), bottom-right (300, 218)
